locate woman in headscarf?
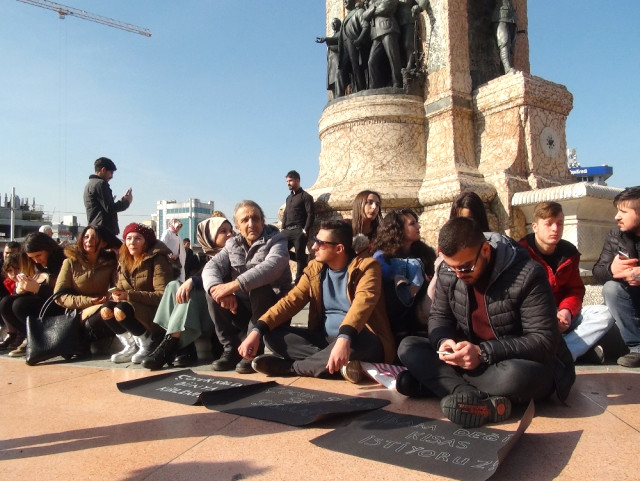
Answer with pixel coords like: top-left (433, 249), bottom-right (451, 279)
top-left (141, 215), bottom-right (234, 370)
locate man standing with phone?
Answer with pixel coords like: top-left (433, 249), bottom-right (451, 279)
top-left (593, 186), bottom-right (640, 367)
top-left (84, 157), bottom-right (133, 242)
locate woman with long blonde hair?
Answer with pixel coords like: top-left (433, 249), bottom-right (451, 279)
top-left (100, 223), bottom-right (173, 363)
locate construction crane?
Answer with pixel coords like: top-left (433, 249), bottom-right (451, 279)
top-left (17, 0), bottom-right (151, 37)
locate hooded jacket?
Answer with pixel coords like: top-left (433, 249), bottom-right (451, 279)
top-left (116, 240), bottom-right (173, 331)
top-left (54, 244), bottom-right (118, 320)
top-left (202, 224), bottom-right (291, 298)
top-left (429, 233), bottom-right (575, 400)
top-left (257, 255), bottom-right (396, 363)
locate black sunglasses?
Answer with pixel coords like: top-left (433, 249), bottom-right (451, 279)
top-left (445, 244), bottom-right (484, 274)
top-left (313, 236), bottom-right (339, 248)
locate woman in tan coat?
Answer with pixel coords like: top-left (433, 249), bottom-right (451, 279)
top-left (54, 225), bottom-right (119, 355)
top-left (100, 223), bottom-right (173, 364)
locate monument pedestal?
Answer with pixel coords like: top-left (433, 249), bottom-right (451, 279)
top-left (309, 92), bottom-right (426, 216)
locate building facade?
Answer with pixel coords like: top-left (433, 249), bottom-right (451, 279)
top-left (155, 199), bottom-right (215, 246)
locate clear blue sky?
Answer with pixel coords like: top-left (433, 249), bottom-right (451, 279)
top-left (2, 1), bottom-right (638, 227)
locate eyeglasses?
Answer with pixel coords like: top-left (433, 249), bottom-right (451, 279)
top-left (313, 236), bottom-right (339, 248)
top-left (445, 245), bottom-right (484, 274)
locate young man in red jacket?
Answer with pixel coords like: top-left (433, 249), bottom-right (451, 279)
top-left (520, 202), bottom-right (615, 362)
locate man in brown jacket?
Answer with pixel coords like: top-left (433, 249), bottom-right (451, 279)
top-left (239, 220), bottom-right (394, 382)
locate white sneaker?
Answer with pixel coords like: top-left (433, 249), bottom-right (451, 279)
top-left (111, 332), bottom-right (137, 363)
top-left (131, 331), bottom-right (156, 364)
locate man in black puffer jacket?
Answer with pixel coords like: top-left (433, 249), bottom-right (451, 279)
top-left (398, 217), bottom-right (575, 428)
top-left (592, 186), bottom-right (640, 367)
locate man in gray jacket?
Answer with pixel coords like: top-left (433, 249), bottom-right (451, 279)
top-left (202, 200), bottom-right (292, 374)
top-left (397, 217), bottom-right (575, 428)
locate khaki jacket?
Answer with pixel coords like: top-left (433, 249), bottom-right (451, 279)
top-left (55, 244), bottom-right (118, 320)
top-left (260, 256), bottom-right (396, 363)
top-left (116, 240), bottom-right (173, 331)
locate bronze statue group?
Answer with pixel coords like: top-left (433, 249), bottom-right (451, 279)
top-left (316, 0), bottom-right (518, 99)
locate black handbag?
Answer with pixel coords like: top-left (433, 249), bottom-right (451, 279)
top-left (25, 291), bottom-right (82, 366)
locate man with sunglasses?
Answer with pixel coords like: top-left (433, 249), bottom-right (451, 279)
top-left (397, 217), bottom-right (575, 428)
top-left (238, 220), bottom-right (395, 381)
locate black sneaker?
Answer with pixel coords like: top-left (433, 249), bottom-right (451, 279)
top-left (211, 349), bottom-right (242, 371)
top-left (617, 352), bottom-right (640, 368)
top-left (395, 370), bottom-right (432, 398)
top-left (440, 391), bottom-right (511, 428)
top-left (251, 354), bottom-right (294, 377)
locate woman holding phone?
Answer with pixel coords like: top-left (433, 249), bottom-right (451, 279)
top-left (54, 225), bottom-right (119, 355)
top-left (0, 233), bottom-right (65, 356)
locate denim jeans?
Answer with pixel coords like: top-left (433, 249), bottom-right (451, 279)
top-left (602, 281), bottom-right (640, 348)
top-left (563, 305), bottom-right (616, 360)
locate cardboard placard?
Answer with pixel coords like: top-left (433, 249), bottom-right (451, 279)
top-left (311, 401), bottom-right (534, 481)
top-left (116, 369), bottom-right (267, 405)
top-left (201, 383), bottom-right (391, 426)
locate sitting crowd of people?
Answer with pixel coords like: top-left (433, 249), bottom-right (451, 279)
top-left (1, 180), bottom-right (639, 431)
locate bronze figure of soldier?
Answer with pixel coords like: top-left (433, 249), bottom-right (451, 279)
top-left (493, 0), bottom-right (517, 74)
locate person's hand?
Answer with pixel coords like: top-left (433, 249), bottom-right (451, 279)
top-left (556, 309), bottom-right (572, 333)
top-left (176, 279), bottom-right (193, 303)
top-left (218, 294), bottom-right (237, 314)
top-left (111, 289), bottom-right (128, 302)
top-left (326, 337), bottom-right (351, 374)
top-left (238, 330), bottom-right (261, 360)
top-left (91, 296), bottom-right (107, 305)
top-left (613, 264), bottom-right (640, 285)
top-left (316, 37), bottom-right (326, 43)
top-left (439, 340), bottom-right (482, 370)
top-left (209, 281), bottom-right (240, 302)
top-left (611, 254), bottom-right (638, 277)
top-left (122, 188), bottom-right (133, 204)
top-left (17, 275), bottom-right (40, 294)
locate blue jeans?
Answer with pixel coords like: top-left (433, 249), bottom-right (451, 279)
top-left (602, 281), bottom-right (640, 349)
top-left (563, 305), bottom-right (616, 360)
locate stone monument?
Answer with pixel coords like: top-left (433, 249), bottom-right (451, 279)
top-left (308, 0), bottom-right (576, 246)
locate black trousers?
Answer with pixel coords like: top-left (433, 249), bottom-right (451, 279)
top-left (101, 300), bottom-right (146, 336)
top-left (265, 325), bottom-right (384, 378)
top-left (206, 284), bottom-right (281, 352)
top-left (398, 336), bottom-right (555, 404)
top-left (280, 227), bottom-right (308, 282)
top-left (0, 293), bottom-right (62, 335)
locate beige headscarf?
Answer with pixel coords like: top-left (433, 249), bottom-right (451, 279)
top-left (196, 216), bottom-right (231, 257)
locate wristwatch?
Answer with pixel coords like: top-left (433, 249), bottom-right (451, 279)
top-left (479, 345), bottom-right (490, 365)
